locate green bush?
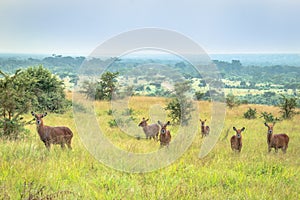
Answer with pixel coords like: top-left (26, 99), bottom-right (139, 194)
top-left (244, 108), bottom-right (257, 119)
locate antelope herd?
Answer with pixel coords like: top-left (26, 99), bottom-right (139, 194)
top-left (30, 111), bottom-right (290, 154)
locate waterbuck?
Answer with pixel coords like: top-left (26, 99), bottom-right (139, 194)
top-left (264, 122), bottom-right (289, 153)
top-left (230, 127), bottom-right (245, 152)
top-left (31, 111), bottom-right (73, 150)
top-left (138, 118), bottom-right (160, 140)
top-left (200, 119), bottom-right (210, 138)
top-left (158, 121), bottom-right (171, 148)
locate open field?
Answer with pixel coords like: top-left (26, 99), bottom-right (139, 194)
top-left (1, 96), bottom-right (300, 199)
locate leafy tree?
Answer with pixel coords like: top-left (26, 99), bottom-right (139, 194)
top-left (260, 112), bottom-right (280, 123)
top-left (0, 70), bottom-right (32, 138)
top-left (278, 95), bottom-right (298, 119)
top-left (194, 91), bottom-right (205, 100)
top-left (0, 66), bottom-right (70, 138)
top-left (82, 71), bottom-right (119, 100)
top-left (98, 71), bottom-right (119, 100)
top-left (20, 66), bottom-right (70, 113)
top-left (226, 93), bottom-right (239, 109)
top-left (243, 108), bottom-right (257, 119)
top-left (165, 81), bottom-right (194, 125)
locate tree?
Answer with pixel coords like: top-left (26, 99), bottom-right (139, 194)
top-left (20, 66), bottom-right (70, 113)
top-left (278, 95), bottom-right (297, 119)
top-left (226, 93), bottom-right (239, 109)
top-left (165, 81), bottom-right (194, 125)
top-left (243, 108), bottom-right (257, 119)
top-left (82, 71), bottom-right (119, 100)
top-left (0, 70), bottom-right (31, 138)
top-left (194, 91), bottom-right (205, 100)
top-left (0, 66), bottom-right (70, 138)
top-left (98, 71), bottom-right (119, 100)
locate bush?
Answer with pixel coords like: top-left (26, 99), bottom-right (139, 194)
top-left (278, 95), bottom-right (297, 119)
top-left (260, 112), bottom-right (280, 123)
top-left (226, 94), bottom-right (240, 109)
top-left (244, 108), bottom-right (257, 119)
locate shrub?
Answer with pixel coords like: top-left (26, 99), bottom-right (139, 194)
top-left (244, 108), bottom-right (257, 119)
top-left (260, 112), bottom-right (280, 123)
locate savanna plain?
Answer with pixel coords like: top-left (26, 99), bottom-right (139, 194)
top-left (1, 96), bottom-right (299, 199)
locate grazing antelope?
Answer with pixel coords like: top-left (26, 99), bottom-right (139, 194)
top-left (138, 118), bottom-right (159, 140)
top-left (200, 119), bottom-right (210, 138)
top-left (158, 121), bottom-right (171, 147)
top-left (230, 127), bottom-right (245, 152)
top-left (264, 122), bottom-right (289, 153)
top-left (31, 111), bottom-right (73, 150)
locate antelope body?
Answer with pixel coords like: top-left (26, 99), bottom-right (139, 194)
top-left (31, 112), bottom-right (73, 150)
top-left (264, 122), bottom-right (289, 153)
top-left (200, 119), bottom-right (210, 137)
top-left (138, 118), bottom-right (159, 140)
top-left (230, 127), bottom-right (245, 152)
top-left (158, 121), bottom-right (171, 147)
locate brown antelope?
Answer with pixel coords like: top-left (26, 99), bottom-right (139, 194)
top-left (200, 119), bottom-right (210, 138)
top-left (264, 122), bottom-right (289, 153)
top-left (31, 111), bottom-right (73, 150)
top-left (158, 121), bottom-right (171, 147)
top-left (138, 118), bottom-right (159, 140)
top-left (230, 127), bottom-right (245, 152)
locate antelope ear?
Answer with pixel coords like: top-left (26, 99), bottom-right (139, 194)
top-left (233, 127), bottom-right (237, 131)
top-left (205, 119), bottom-right (207, 121)
top-left (158, 120), bottom-right (163, 126)
top-left (42, 112), bottom-right (47, 117)
top-left (273, 122), bottom-right (276, 126)
top-left (166, 121), bottom-right (171, 125)
top-left (31, 111), bottom-right (35, 116)
top-left (264, 122), bottom-right (268, 127)
top-left (241, 127), bottom-right (245, 131)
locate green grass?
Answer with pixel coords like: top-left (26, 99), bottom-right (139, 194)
top-left (1, 97), bottom-right (300, 199)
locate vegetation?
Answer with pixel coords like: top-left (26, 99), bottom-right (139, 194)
top-left (82, 71), bottom-right (119, 100)
top-left (0, 97), bottom-right (300, 199)
top-left (278, 95), bottom-right (298, 119)
top-left (226, 93), bottom-right (240, 109)
top-left (0, 66), bottom-right (70, 139)
top-left (165, 81), bottom-right (194, 125)
top-left (260, 112), bottom-right (280, 123)
top-left (0, 70), bottom-right (31, 139)
top-left (243, 107), bottom-right (257, 119)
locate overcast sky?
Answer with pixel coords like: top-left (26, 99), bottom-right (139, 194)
top-left (0, 0), bottom-right (300, 56)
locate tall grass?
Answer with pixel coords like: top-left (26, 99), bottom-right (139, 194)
top-left (1, 97), bottom-right (299, 199)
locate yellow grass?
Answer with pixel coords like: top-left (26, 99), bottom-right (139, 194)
top-left (1, 96), bottom-right (299, 199)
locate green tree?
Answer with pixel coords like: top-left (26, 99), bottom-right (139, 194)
top-left (0, 70), bottom-right (31, 138)
top-left (243, 108), bottom-right (257, 119)
top-left (226, 93), bottom-right (239, 109)
top-left (82, 71), bottom-right (119, 100)
top-left (20, 66), bottom-right (70, 113)
top-left (98, 71), bottom-right (119, 100)
top-left (278, 95), bottom-right (298, 119)
top-left (165, 81), bottom-right (194, 125)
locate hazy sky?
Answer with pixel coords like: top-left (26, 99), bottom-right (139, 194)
top-left (0, 0), bottom-right (300, 55)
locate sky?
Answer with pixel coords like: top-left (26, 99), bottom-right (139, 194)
top-left (0, 0), bottom-right (300, 56)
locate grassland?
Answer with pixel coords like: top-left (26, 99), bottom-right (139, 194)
top-left (1, 96), bottom-right (300, 199)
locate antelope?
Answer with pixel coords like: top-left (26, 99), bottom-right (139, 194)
top-left (264, 122), bottom-right (289, 153)
top-left (158, 121), bottom-right (171, 147)
top-left (138, 118), bottom-right (159, 140)
top-left (230, 127), bottom-right (245, 152)
top-left (200, 119), bottom-right (210, 138)
top-left (31, 111), bottom-right (73, 150)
